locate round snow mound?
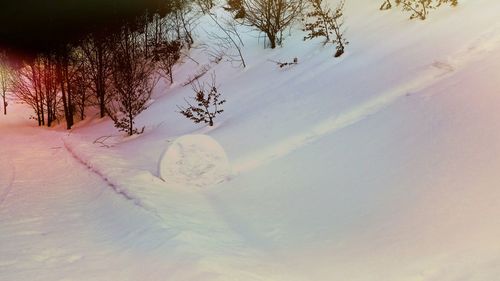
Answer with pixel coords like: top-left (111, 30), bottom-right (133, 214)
top-left (159, 134), bottom-right (230, 186)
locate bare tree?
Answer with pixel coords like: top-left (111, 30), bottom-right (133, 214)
top-left (242, 0), bottom-right (303, 48)
top-left (108, 27), bottom-right (158, 135)
top-left (11, 57), bottom-right (58, 126)
top-left (155, 38), bottom-right (182, 84)
top-left (81, 33), bottom-right (114, 118)
top-left (196, 0), bottom-right (247, 67)
top-left (69, 49), bottom-right (92, 120)
top-left (166, 0), bottom-right (200, 49)
top-left (41, 54), bottom-right (59, 126)
top-left (29, 58), bottom-right (45, 125)
top-left (0, 51), bottom-right (11, 115)
top-left (55, 46), bottom-right (79, 130)
top-left (11, 68), bottom-right (39, 124)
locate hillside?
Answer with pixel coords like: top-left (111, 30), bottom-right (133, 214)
top-left (1, 0), bottom-right (500, 280)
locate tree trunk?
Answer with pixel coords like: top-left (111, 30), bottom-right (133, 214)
top-left (80, 93), bottom-right (86, 120)
top-left (266, 32), bottom-right (277, 49)
top-left (64, 60), bottom-right (74, 129)
top-left (2, 95), bottom-right (6, 115)
top-left (129, 112), bottom-right (134, 136)
top-left (57, 57), bottom-right (72, 130)
top-left (97, 41), bottom-right (107, 118)
top-left (169, 68), bottom-right (174, 84)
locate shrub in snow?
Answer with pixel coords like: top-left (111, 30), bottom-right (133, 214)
top-left (303, 0), bottom-right (348, 57)
top-left (178, 73), bottom-right (225, 127)
top-left (380, 0), bottom-right (458, 20)
top-left (269, 57), bottom-right (298, 68)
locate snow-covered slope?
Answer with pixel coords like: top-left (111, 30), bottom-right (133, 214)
top-left (2, 0), bottom-right (500, 280)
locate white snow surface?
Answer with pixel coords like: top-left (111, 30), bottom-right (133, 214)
top-left (2, 1), bottom-right (500, 280)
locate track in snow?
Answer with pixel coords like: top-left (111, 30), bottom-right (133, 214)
top-left (0, 129), bottom-right (177, 281)
top-left (0, 157), bottom-right (15, 206)
top-left (233, 24), bottom-right (500, 173)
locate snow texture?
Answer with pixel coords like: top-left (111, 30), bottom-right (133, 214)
top-left (2, 0), bottom-right (500, 280)
top-left (159, 134), bottom-right (230, 186)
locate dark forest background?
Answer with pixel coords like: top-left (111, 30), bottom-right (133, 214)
top-left (0, 0), bottom-right (458, 134)
top-left (0, 0), bottom-right (171, 56)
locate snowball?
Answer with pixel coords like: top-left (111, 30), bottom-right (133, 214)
top-left (159, 134), bottom-right (230, 187)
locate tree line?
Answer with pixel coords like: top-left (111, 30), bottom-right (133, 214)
top-left (0, 0), bottom-right (456, 135)
top-left (2, 0), bottom-right (195, 135)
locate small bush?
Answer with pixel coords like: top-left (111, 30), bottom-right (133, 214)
top-left (178, 73), bottom-right (226, 127)
top-left (303, 0), bottom-right (348, 57)
top-left (381, 0), bottom-right (459, 20)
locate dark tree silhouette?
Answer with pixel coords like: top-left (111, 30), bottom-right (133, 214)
top-left (69, 51), bottom-right (92, 121)
top-left (81, 33), bottom-right (114, 119)
top-left (155, 39), bottom-right (182, 84)
top-left (108, 27), bottom-right (158, 136)
top-left (0, 51), bottom-right (11, 115)
top-left (11, 55), bottom-right (59, 127)
top-left (56, 48), bottom-right (77, 130)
